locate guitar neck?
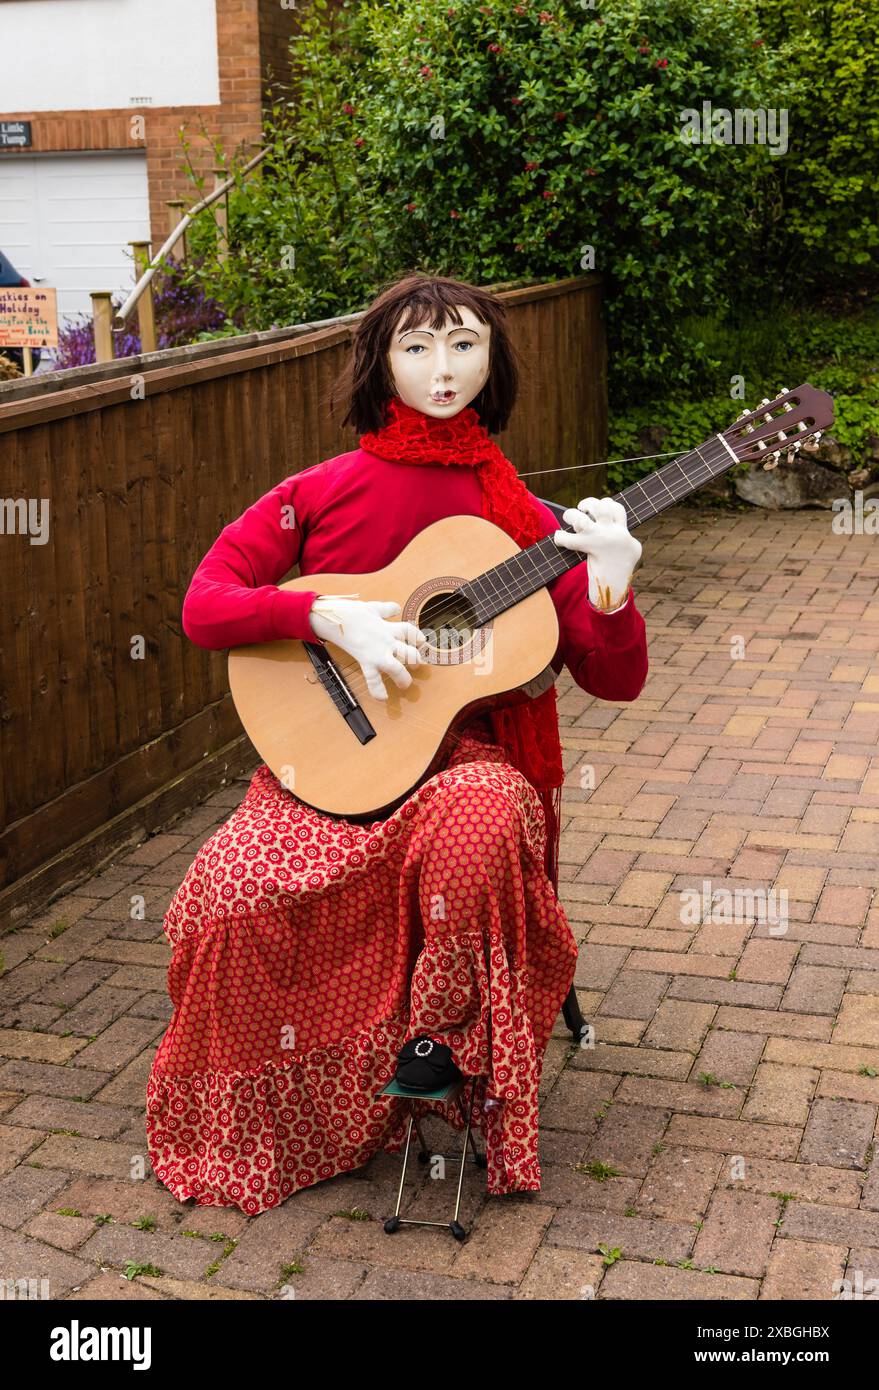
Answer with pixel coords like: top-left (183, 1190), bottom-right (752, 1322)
top-left (612, 432), bottom-right (739, 529)
top-left (464, 432), bottom-right (740, 625)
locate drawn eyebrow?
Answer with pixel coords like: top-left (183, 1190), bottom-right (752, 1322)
top-left (397, 325), bottom-right (481, 342)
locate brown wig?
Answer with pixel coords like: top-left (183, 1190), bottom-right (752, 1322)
top-left (330, 271), bottom-right (520, 436)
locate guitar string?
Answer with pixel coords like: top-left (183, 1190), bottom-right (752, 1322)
top-left (288, 417), bottom-right (805, 795)
top-left (414, 435), bottom-right (736, 633)
top-left (306, 674), bottom-right (502, 756)
top-left (450, 397), bottom-right (812, 625)
top-left (307, 400), bottom-right (813, 715)
top-left (304, 412), bottom-right (807, 710)
top-left (517, 449), bottom-right (694, 478)
top-left (313, 433), bottom-right (734, 705)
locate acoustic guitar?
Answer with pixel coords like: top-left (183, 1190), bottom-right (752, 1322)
top-left (228, 384), bottom-right (833, 818)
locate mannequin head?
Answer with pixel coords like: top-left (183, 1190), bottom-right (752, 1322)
top-left (387, 302), bottom-right (491, 420)
top-left (334, 272), bottom-right (519, 434)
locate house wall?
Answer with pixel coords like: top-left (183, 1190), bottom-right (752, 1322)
top-left (0, 0), bottom-right (303, 266)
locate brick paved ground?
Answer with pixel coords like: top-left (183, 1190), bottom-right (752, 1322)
top-left (1, 504), bottom-right (878, 1301)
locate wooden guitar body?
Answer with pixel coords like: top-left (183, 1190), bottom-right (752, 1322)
top-left (228, 514), bottom-right (560, 819)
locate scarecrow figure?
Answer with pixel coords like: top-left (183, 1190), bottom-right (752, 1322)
top-left (146, 272), bottom-right (647, 1215)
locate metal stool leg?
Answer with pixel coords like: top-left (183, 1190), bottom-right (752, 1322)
top-left (383, 1107), bottom-right (417, 1233)
top-left (413, 1113), bottom-right (432, 1162)
top-left (382, 1079), bottom-right (484, 1241)
top-left (383, 928), bottom-right (497, 1240)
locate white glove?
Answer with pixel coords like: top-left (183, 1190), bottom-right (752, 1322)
top-left (308, 595), bottom-right (429, 702)
top-left (553, 496), bottom-right (642, 612)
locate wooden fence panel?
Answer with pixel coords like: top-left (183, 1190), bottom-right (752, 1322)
top-left (0, 276), bottom-right (606, 925)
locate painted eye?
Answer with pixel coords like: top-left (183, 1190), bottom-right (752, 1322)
top-left (454, 341), bottom-right (473, 351)
top-left (405, 344), bottom-right (426, 354)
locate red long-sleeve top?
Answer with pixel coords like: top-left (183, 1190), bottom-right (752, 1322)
top-left (182, 446), bottom-right (648, 703)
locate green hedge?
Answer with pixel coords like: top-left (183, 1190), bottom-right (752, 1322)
top-left (184, 0), bottom-right (796, 400)
top-left (606, 304), bottom-right (879, 490)
top-left (753, 0), bottom-right (879, 290)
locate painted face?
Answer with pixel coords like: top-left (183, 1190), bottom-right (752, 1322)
top-left (387, 304), bottom-right (491, 418)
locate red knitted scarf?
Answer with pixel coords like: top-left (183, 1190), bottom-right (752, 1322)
top-left (360, 395), bottom-right (565, 892)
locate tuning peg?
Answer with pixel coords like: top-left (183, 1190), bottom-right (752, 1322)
top-left (779, 385), bottom-right (790, 395)
top-left (762, 455), bottom-right (779, 470)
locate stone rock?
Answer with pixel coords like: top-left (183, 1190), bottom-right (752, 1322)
top-left (733, 454), bottom-right (849, 510)
top-left (848, 467), bottom-right (874, 489)
top-left (813, 434), bottom-right (852, 471)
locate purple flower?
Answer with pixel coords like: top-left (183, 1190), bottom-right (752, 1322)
top-left (52, 258), bottom-right (227, 369)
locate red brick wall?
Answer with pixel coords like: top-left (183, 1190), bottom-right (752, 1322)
top-left (0, 0), bottom-right (279, 249)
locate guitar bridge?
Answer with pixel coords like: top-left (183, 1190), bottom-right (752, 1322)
top-left (304, 640), bottom-right (376, 745)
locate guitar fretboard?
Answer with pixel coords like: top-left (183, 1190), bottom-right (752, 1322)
top-left (463, 432), bottom-right (737, 625)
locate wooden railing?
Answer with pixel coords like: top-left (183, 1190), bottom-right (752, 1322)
top-left (90, 138), bottom-right (289, 361)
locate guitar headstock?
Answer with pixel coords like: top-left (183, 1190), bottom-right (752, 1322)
top-left (724, 384), bottom-right (835, 470)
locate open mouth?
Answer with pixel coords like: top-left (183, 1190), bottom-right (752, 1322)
top-left (430, 389), bottom-right (457, 403)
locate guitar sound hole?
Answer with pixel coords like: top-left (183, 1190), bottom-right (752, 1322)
top-left (417, 590), bottom-right (481, 658)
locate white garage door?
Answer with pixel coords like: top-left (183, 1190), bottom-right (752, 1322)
top-left (0, 150), bottom-right (150, 327)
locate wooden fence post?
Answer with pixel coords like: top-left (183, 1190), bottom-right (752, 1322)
top-left (91, 292), bottom-right (115, 363)
top-left (129, 242), bottom-right (157, 353)
top-left (166, 200), bottom-right (186, 260)
top-left (213, 168), bottom-right (229, 264)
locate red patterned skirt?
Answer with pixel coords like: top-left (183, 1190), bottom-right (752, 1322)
top-left (146, 723), bottom-right (578, 1215)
